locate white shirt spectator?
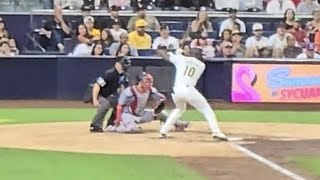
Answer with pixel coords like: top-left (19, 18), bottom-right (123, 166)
top-left (297, 53), bottom-right (320, 59)
top-left (219, 18), bottom-right (246, 37)
top-left (266, 0), bottom-right (296, 14)
top-left (152, 36), bottom-right (179, 49)
top-left (108, 0), bottom-right (130, 8)
top-left (215, 0), bottom-right (240, 10)
top-left (297, 0), bottom-right (320, 14)
top-left (245, 36), bottom-right (269, 48)
top-left (268, 33), bottom-right (290, 49)
top-left (110, 28), bottom-right (127, 42)
top-left (239, 0), bottom-right (263, 10)
top-left (71, 44), bottom-right (93, 56)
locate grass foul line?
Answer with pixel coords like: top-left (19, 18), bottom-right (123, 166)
top-left (230, 143), bottom-right (306, 180)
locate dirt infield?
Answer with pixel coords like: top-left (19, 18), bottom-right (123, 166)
top-left (1, 100), bottom-right (320, 180)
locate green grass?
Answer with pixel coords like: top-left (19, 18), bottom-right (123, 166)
top-left (291, 156), bottom-right (320, 177)
top-left (1, 109), bottom-right (320, 124)
top-left (0, 148), bottom-right (205, 180)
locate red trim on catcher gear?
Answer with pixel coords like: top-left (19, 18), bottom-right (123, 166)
top-left (114, 104), bottom-right (123, 125)
top-left (129, 86), bottom-right (138, 116)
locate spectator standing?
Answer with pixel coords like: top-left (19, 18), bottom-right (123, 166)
top-left (152, 25), bottom-right (179, 50)
top-left (110, 21), bottom-right (127, 42)
top-left (283, 35), bottom-right (303, 58)
top-left (219, 9), bottom-right (246, 37)
top-left (297, 0), bottom-right (320, 14)
top-left (91, 43), bottom-right (105, 56)
top-left (283, 8), bottom-right (295, 30)
top-left (231, 30), bottom-right (246, 57)
top-left (297, 43), bottom-right (320, 58)
top-left (127, 5), bottom-right (160, 32)
top-left (39, 6), bottom-right (71, 52)
top-left (191, 10), bottom-right (213, 34)
top-left (128, 19), bottom-right (152, 49)
top-left (100, 28), bottom-right (115, 48)
top-left (109, 32), bottom-right (139, 56)
top-left (266, 0), bottom-right (296, 14)
top-left (96, 6), bottom-right (126, 30)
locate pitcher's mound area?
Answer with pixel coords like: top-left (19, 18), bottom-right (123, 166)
top-left (0, 121), bottom-right (319, 180)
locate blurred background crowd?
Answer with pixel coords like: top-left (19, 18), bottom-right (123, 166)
top-left (0, 0), bottom-right (320, 59)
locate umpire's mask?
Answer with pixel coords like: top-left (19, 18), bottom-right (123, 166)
top-left (117, 56), bottom-right (131, 72)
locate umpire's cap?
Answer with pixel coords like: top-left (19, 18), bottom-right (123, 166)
top-left (116, 56), bottom-right (131, 70)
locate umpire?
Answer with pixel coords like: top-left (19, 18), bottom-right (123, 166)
top-left (89, 57), bottom-right (131, 132)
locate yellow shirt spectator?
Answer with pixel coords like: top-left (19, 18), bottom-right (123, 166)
top-left (128, 19), bottom-right (152, 49)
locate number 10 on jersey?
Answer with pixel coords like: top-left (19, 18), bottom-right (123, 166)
top-left (184, 66), bottom-right (195, 77)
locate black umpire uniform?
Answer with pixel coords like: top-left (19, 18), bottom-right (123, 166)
top-left (89, 57), bottom-right (130, 132)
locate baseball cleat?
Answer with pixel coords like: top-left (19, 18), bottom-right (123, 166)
top-left (212, 133), bottom-right (229, 142)
top-left (105, 125), bottom-right (116, 132)
top-left (90, 125), bottom-right (104, 133)
top-left (159, 133), bottom-right (171, 139)
top-left (174, 121), bottom-right (190, 132)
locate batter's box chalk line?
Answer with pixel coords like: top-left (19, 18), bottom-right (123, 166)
top-left (230, 143), bottom-right (306, 180)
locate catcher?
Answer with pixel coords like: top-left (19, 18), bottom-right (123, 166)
top-left (106, 72), bottom-right (190, 133)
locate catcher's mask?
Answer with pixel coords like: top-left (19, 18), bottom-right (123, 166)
top-left (117, 56), bottom-right (131, 71)
top-left (137, 72), bottom-right (153, 91)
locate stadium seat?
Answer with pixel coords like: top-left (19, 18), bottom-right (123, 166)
top-left (63, 38), bottom-right (74, 54)
top-left (208, 31), bottom-right (219, 39)
top-left (138, 49), bottom-right (156, 56)
top-left (170, 30), bottom-right (184, 39)
top-left (147, 31), bottom-right (160, 39)
top-left (161, 21), bottom-right (188, 31)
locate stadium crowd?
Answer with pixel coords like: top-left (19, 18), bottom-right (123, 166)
top-left (1, 0), bottom-right (320, 59)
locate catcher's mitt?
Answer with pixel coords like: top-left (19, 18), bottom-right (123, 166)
top-left (154, 101), bottom-right (166, 114)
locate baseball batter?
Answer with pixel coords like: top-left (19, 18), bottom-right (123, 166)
top-left (158, 49), bottom-right (228, 141)
top-left (106, 72), bottom-right (189, 133)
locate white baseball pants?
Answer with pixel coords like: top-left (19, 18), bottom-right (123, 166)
top-left (160, 86), bottom-right (222, 135)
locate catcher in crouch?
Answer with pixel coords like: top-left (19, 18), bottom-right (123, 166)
top-left (105, 72), bottom-right (189, 133)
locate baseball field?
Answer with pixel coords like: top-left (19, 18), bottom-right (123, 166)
top-left (0, 100), bottom-right (320, 180)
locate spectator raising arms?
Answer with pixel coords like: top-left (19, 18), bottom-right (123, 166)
top-left (116, 43), bottom-right (132, 56)
top-left (266, 0), bottom-right (296, 14)
top-left (283, 8), bottom-right (295, 31)
top-left (127, 5), bottom-right (160, 32)
top-left (39, 5), bottom-right (71, 52)
top-left (100, 28), bottom-right (115, 48)
top-left (128, 19), bottom-right (152, 50)
top-left (152, 25), bottom-right (179, 50)
top-left (219, 9), bottom-right (246, 37)
top-left (191, 10), bottom-right (213, 34)
top-left (109, 32), bottom-right (138, 56)
top-left (91, 43), bottom-right (105, 56)
top-left (297, 0), bottom-right (320, 14)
